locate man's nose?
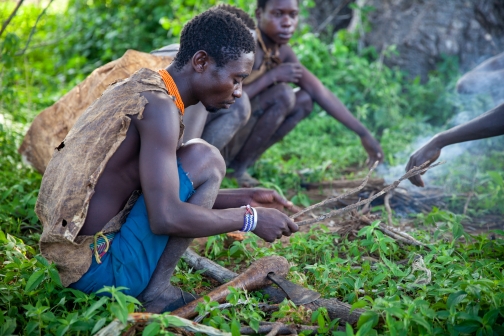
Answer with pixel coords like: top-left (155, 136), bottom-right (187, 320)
top-left (281, 15), bottom-right (292, 27)
top-left (233, 83), bottom-right (242, 98)
top-left (233, 88), bottom-right (242, 99)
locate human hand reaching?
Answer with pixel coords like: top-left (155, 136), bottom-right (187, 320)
top-left (361, 133), bottom-right (384, 168)
top-left (406, 141), bottom-right (442, 187)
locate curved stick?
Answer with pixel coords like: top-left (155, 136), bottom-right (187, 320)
top-left (172, 256), bottom-right (289, 319)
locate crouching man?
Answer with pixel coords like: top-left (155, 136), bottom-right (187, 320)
top-left (36, 9), bottom-right (298, 313)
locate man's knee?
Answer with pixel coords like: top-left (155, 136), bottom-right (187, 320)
top-left (295, 90), bottom-right (314, 118)
top-left (234, 93), bottom-right (252, 127)
top-left (179, 139), bottom-right (226, 187)
top-left (271, 83), bottom-right (296, 112)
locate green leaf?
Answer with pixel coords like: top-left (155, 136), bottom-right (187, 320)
top-left (0, 317), bottom-right (16, 336)
top-left (345, 323), bottom-right (355, 336)
top-left (488, 171), bottom-right (504, 188)
top-left (357, 311), bottom-right (378, 329)
top-left (447, 291), bottom-right (467, 310)
top-left (83, 296), bottom-right (108, 318)
top-left (411, 316), bottom-right (432, 332)
top-left (91, 318), bottom-right (107, 335)
top-left (356, 320), bottom-right (374, 336)
top-left (55, 324), bottom-right (69, 336)
top-left (231, 318), bottom-right (240, 336)
top-left (351, 300), bottom-right (368, 313)
top-left (482, 309), bottom-right (499, 326)
top-left (25, 269), bottom-right (46, 292)
top-left (454, 321), bottom-right (480, 334)
top-left (48, 267), bottom-right (63, 287)
top-left (371, 273), bottom-right (387, 286)
top-left (34, 255), bottom-right (50, 267)
top-left (110, 302), bottom-right (128, 325)
top-left (142, 322), bottom-right (161, 336)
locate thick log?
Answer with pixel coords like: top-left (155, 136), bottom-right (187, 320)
top-left (172, 256), bottom-right (289, 319)
top-left (182, 249), bottom-right (363, 325)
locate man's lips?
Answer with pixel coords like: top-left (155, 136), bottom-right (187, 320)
top-left (221, 101), bottom-right (235, 109)
top-left (278, 33), bottom-right (293, 39)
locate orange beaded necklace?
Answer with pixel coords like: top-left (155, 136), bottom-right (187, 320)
top-left (158, 69), bottom-right (185, 115)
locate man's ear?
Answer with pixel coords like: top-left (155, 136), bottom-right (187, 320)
top-left (191, 50), bottom-right (209, 73)
top-left (255, 8), bottom-right (262, 21)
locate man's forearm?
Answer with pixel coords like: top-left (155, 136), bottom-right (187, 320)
top-left (243, 72), bottom-right (275, 99)
top-left (213, 189), bottom-right (250, 209)
top-left (316, 88), bottom-right (369, 137)
top-left (434, 103), bottom-right (504, 148)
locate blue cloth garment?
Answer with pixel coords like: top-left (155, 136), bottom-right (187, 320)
top-left (69, 160), bottom-right (195, 297)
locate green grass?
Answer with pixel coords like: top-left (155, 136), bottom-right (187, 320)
top-left (1, 1), bottom-right (504, 335)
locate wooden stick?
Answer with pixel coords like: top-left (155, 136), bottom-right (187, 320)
top-left (291, 161), bottom-right (379, 220)
top-left (384, 191), bottom-right (394, 226)
top-left (182, 248), bottom-right (363, 325)
top-left (240, 323), bottom-right (315, 335)
top-left (294, 161), bottom-right (443, 227)
top-left (265, 322), bottom-right (283, 336)
top-left (300, 178), bottom-right (385, 190)
top-left (182, 248), bottom-right (236, 283)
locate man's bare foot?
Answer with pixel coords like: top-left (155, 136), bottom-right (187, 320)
top-left (138, 286), bottom-right (198, 313)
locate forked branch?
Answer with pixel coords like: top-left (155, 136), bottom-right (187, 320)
top-left (293, 161), bottom-right (443, 227)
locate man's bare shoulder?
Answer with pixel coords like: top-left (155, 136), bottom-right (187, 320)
top-left (133, 91), bottom-right (182, 146)
top-left (279, 44), bottom-right (299, 63)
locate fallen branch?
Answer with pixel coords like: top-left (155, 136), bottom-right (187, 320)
top-left (291, 161), bottom-right (379, 220)
top-left (182, 248), bottom-right (363, 325)
top-left (240, 323), bottom-right (312, 335)
top-left (294, 161), bottom-right (444, 227)
top-left (95, 312), bottom-right (230, 336)
top-left (265, 322), bottom-right (283, 336)
top-left (0, 0), bottom-right (25, 38)
top-left (182, 248), bottom-right (236, 283)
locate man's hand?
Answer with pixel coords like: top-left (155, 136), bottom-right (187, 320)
top-left (360, 133), bottom-right (384, 168)
top-left (271, 63), bottom-right (303, 83)
top-left (406, 141), bottom-right (442, 187)
top-left (247, 188), bottom-right (301, 212)
top-left (253, 208), bottom-right (299, 242)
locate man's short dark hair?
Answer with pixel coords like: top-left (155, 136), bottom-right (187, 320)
top-left (257, 0), bottom-right (298, 10)
top-left (174, 9), bottom-right (255, 70)
top-left (212, 4), bottom-right (256, 30)
top-left (257, 0), bottom-right (268, 10)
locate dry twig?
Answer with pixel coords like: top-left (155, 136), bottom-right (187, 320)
top-left (291, 161), bottom-right (379, 220)
top-left (294, 161), bottom-right (443, 227)
top-left (384, 191), bottom-right (394, 226)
